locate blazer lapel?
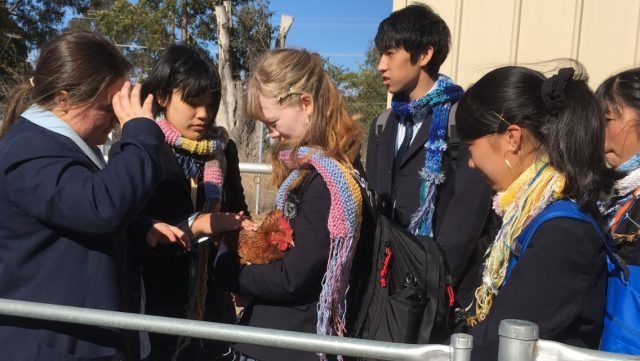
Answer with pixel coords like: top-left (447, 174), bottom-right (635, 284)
top-left (400, 112), bottom-right (432, 168)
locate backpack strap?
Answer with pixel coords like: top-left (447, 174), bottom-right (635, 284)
top-left (502, 199), bottom-right (627, 286)
top-left (419, 233), bottom-right (450, 343)
top-left (375, 108), bottom-right (393, 141)
top-left (446, 102), bottom-right (460, 171)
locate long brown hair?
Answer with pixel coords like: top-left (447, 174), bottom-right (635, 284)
top-left (244, 48), bottom-right (363, 185)
top-left (1, 30), bottom-right (131, 138)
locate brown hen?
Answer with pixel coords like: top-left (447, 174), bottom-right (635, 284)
top-left (237, 209), bottom-right (294, 265)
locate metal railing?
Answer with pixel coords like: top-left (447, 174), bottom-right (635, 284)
top-left (216, 163), bottom-right (640, 361)
top-left (0, 298), bottom-right (471, 361)
top-left (1, 298), bottom-right (639, 361)
top-left (498, 319), bottom-right (640, 361)
top-left (239, 162), bottom-right (273, 215)
top-left (239, 162), bottom-right (272, 174)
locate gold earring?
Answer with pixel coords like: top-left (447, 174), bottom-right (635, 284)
top-left (504, 156), bottom-right (513, 170)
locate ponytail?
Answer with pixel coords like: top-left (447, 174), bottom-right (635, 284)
top-left (541, 70), bottom-right (616, 205)
top-left (456, 65), bottom-right (615, 205)
top-left (1, 81), bottom-right (33, 139)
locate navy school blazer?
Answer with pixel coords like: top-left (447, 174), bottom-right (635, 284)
top-left (365, 110), bottom-right (496, 305)
top-left (0, 117), bottom-right (164, 361)
top-left (215, 165), bottom-right (375, 361)
top-left (467, 217), bottom-right (606, 361)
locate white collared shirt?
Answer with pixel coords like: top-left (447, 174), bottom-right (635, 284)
top-left (395, 85), bottom-right (436, 153)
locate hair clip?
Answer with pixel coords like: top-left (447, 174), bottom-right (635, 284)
top-left (29, 77), bottom-right (35, 88)
top-left (541, 67), bottom-right (575, 116)
top-left (274, 85), bottom-right (300, 102)
top-left (490, 110), bottom-right (510, 125)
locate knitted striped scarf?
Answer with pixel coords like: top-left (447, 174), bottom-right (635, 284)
top-left (156, 118), bottom-right (228, 361)
top-left (391, 74), bottom-right (464, 236)
top-left (467, 157), bottom-right (565, 326)
top-left (276, 147), bottom-right (363, 343)
top-left (156, 119), bottom-right (226, 206)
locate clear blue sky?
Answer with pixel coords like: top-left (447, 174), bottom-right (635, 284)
top-left (268, 0), bottom-right (392, 71)
top-left (57, 1), bottom-right (391, 70)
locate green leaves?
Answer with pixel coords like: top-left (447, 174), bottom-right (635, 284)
top-left (1, 0), bottom-right (90, 108)
top-left (327, 42), bottom-right (386, 127)
top-left (91, 0), bottom-right (274, 80)
top-left (233, 0), bottom-right (273, 74)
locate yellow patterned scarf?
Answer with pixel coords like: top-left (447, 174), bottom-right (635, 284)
top-left (467, 156), bottom-right (565, 326)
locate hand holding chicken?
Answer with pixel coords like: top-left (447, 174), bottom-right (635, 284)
top-left (237, 209), bottom-right (295, 265)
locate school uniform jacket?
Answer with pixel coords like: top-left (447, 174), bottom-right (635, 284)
top-left (467, 216), bottom-right (606, 361)
top-left (365, 110), bottom-right (495, 301)
top-left (0, 117), bottom-right (165, 361)
top-left (215, 167), bottom-right (374, 361)
top-left (109, 137), bottom-right (248, 359)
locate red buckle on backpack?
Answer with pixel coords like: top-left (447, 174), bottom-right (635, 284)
top-left (379, 246), bottom-right (392, 288)
top-left (446, 285), bottom-right (455, 307)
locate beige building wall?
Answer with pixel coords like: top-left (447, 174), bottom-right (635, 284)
top-left (393, 0), bottom-right (640, 89)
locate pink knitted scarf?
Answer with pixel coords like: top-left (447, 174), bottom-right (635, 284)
top-left (156, 119), bottom-right (226, 206)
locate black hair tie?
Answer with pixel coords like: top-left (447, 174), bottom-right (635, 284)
top-left (541, 67), bottom-right (575, 116)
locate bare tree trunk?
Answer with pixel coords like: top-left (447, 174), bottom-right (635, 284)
top-left (168, 1), bottom-right (176, 43)
top-left (181, 0), bottom-right (189, 43)
top-left (214, 0), bottom-right (239, 140)
top-left (276, 14), bottom-right (294, 49)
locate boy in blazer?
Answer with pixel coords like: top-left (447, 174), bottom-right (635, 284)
top-left (366, 4), bottom-right (495, 305)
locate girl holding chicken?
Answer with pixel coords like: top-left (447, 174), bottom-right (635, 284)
top-left (215, 48), bottom-right (374, 361)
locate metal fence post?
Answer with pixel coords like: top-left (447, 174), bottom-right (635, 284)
top-left (450, 333), bottom-right (473, 361)
top-left (498, 319), bottom-right (538, 361)
top-left (255, 122), bottom-right (265, 215)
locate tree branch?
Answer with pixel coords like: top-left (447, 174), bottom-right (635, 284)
top-left (8, 0), bottom-right (25, 15)
top-left (276, 14), bottom-right (293, 49)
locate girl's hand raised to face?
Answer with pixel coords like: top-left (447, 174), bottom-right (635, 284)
top-left (112, 81), bottom-right (154, 126)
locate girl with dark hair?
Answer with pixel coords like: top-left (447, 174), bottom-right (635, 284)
top-left (596, 68), bottom-right (640, 355)
top-left (214, 48), bottom-right (373, 361)
top-left (109, 44), bottom-right (252, 360)
top-left (0, 30), bottom-right (191, 361)
top-left (454, 65), bottom-right (615, 360)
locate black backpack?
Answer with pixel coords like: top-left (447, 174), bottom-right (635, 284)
top-left (288, 174), bottom-right (455, 347)
top-left (347, 107), bottom-right (459, 347)
top-left (284, 146), bottom-right (456, 348)
top-left (348, 204), bottom-right (454, 347)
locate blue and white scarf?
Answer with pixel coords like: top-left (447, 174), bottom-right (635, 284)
top-left (391, 75), bottom-right (463, 236)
